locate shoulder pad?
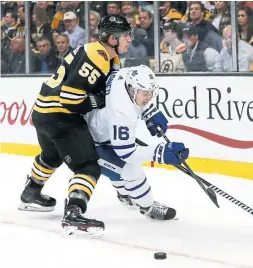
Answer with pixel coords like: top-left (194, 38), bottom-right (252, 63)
top-left (85, 42), bottom-right (110, 74)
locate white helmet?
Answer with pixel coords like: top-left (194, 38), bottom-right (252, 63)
top-left (125, 65), bottom-right (159, 102)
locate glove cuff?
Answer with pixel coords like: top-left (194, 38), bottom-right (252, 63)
top-left (142, 104), bottom-right (159, 121)
top-left (89, 94), bottom-right (105, 109)
top-left (153, 142), bottom-right (165, 163)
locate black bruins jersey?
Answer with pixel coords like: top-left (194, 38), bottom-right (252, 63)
top-left (33, 41), bottom-right (120, 123)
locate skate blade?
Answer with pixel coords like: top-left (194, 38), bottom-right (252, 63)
top-left (119, 200), bottom-right (140, 210)
top-left (121, 203), bottom-right (139, 210)
top-left (62, 226), bottom-right (104, 238)
top-left (144, 214), bottom-right (179, 221)
top-left (18, 202), bottom-right (54, 212)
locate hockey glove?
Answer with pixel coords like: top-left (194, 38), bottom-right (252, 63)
top-left (88, 92), bottom-right (105, 110)
top-left (153, 142), bottom-right (189, 165)
top-left (142, 104), bottom-right (168, 137)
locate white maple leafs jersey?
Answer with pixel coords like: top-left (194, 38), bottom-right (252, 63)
top-left (86, 68), bottom-right (157, 164)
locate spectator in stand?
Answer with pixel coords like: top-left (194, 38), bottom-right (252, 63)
top-left (160, 1), bottom-right (182, 22)
top-left (1, 25), bottom-right (10, 73)
top-left (4, 11), bottom-right (18, 39)
top-left (238, 6), bottom-right (253, 46)
top-left (106, 2), bottom-right (121, 15)
top-left (90, 10), bottom-right (101, 35)
top-left (160, 21), bottom-right (186, 73)
top-left (51, 1), bottom-right (75, 34)
top-left (16, 5), bottom-right (25, 37)
top-left (55, 33), bottom-right (72, 61)
top-left (7, 36), bottom-right (28, 73)
top-left (34, 37), bottom-right (60, 73)
top-left (31, 6), bottom-right (52, 51)
top-left (73, 1), bottom-right (85, 29)
top-left (1, 2), bottom-right (18, 18)
top-left (36, 1), bottom-right (56, 23)
top-left (121, 1), bottom-right (139, 24)
top-left (125, 14), bottom-right (138, 29)
top-left (220, 25), bottom-right (253, 72)
top-left (181, 1), bottom-right (212, 23)
top-left (139, 10), bottom-right (164, 57)
top-left (63, 11), bottom-right (85, 49)
top-left (139, 10), bottom-right (155, 56)
top-left (189, 1), bottom-right (223, 52)
top-left (182, 25), bottom-right (221, 72)
top-left (209, 1), bottom-right (231, 36)
top-left (138, 1), bottom-right (154, 15)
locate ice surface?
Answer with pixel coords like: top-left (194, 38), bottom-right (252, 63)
top-left (0, 154), bottom-right (253, 268)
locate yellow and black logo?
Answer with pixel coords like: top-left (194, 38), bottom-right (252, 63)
top-left (97, 49), bottom-right (108, 61)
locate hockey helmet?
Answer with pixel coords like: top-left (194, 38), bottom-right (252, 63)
top-left (98, 14), bottom-right (132, 42)
top-left (125, 65), bottom-right (159, 103)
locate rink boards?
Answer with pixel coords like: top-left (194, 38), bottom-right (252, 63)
top-left (0, 75), bottom-right (253, 179)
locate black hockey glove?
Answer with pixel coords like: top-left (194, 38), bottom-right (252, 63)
top-left (88, 92), bottom-right (105, 110)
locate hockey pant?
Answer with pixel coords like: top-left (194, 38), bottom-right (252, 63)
top-left (31, 118), bottom-right (101, 212)
top-left (96, 144), bottom-right (154, 208)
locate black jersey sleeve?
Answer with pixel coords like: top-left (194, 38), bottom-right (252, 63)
top-left (59, 42), bottom-right (111, 114)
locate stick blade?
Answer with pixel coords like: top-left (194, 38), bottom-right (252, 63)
top-left (207, 188), bottom-right (220, 208)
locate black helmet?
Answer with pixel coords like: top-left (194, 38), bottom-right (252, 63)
top-left (98, 14), bottom-right (131, 42)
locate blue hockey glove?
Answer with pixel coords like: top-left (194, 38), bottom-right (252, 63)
top-left (153, 142), bottom-right (189, 165)
top-left (142, 104), bottom-right (168, 137)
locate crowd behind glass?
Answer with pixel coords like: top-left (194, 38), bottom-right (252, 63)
top-left (1, 1), bottom-right (253, 74)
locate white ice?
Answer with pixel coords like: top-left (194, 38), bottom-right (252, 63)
top-left (0, 154), bottom-right (253, 268)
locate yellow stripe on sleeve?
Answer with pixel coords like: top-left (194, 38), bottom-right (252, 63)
top-left (34, 161), bottom-right (55, 174)
top-left (33, 105), bottom-right (72, 114)
top-left (74, 174), bottom-right (96, 187)
top-left (59, 97), bottom-right (86, 105)
top-left (38, 94), bottom-right (60, 102)
top-left (61, 85), bottom-right (87, 95)
top-left (31, 170), bottom-right (49, 181)
top-left (68, 185), bottom-right (92, 197)
top-left (64, 53), bottom-right (74, 65)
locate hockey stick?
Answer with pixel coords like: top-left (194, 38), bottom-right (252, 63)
top-left (157, 127), bottom-right (219, 208)
top-left (175, 164), bottom-right (253, 215)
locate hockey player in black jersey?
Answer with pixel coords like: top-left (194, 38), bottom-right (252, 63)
top-left (18, 14), bottom-right (132, 236)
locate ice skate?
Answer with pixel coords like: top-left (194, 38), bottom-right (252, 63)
top-left (62, 200), bottom-right (105, 237)
top-left (140, 201), bottom-right (177, 220)
top-left (18, 176), bottom-right (56, 212)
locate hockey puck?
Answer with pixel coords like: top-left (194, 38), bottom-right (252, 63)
top-left (154, 252), bottom-right (167, 260)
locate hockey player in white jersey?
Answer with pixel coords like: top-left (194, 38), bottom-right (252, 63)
top-left (86, 65), bottom-right (189, 220)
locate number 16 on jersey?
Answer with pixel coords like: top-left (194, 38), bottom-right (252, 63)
top-left (113, 125), bottom-right (129, 140)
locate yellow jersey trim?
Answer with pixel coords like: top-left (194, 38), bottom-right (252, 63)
top-left (85, 42), bottom-right (110, 75)
top-left (61, 85), bottom-right (87, 95)
top-left (74, 174), bottom-right (96, 187)
top-left (68, 185), bottom-right (92, 197)
top-left (33, 105), bottom-right (72, 114)
top-left (34, 161), bottom-right (54, 174)
top-left (38, 94), bottom-right (60, 102)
